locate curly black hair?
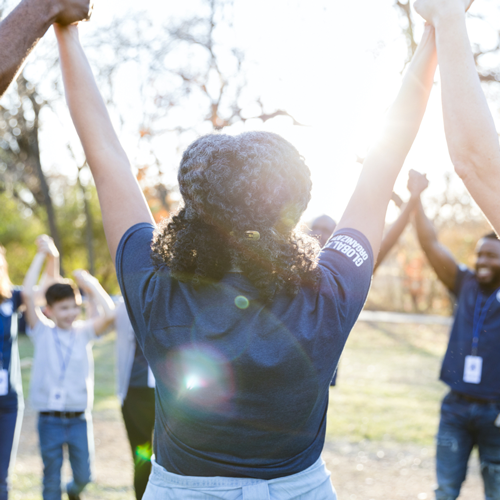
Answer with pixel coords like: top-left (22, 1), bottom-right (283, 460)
top-left (151, 131), bottom-right (320, 301)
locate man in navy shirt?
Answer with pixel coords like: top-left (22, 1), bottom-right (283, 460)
top-left (414, 199), bottom-right (500, 500)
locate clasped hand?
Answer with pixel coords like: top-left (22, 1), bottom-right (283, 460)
top-left (51, 0), bottom-right (94, 25)
top-left (414, 0), bottom-right (473, 25)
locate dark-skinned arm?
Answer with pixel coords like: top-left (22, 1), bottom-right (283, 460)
top-left (0, 0), bottom-right (92, 98)
top-left (375, 169), bottom-right (429, 271)
top-left (413, 198), bottom-right (458, 291)
top-left (375, 199), bottom-right (418, 271)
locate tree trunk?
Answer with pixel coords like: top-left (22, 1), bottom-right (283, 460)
top-left (77, 167), bottom-right (95, 275)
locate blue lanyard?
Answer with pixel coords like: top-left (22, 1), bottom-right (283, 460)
top-left (472, 289), bottom-right (499, 356)
top-left (52, 329), bottom-right (75, 384)
top-left (0, 315), bottom-right (4, 369)
top-left (0, 302), bottom-right (10, 370)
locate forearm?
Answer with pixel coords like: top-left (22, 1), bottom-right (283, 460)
top-left (434, 14), bottom-right (500, 178)
top-left (56, 25), bottom-right (154, 260)
top-left (56, 27), bottom-right (127, 170)
top-left (44, 254), bottom-right (60, 281)
top-left (414, 199), bottom-right (438, 251)
top-left (85, 281), bottom-right (115, 319)
top-left (0, 0), bottom-right (57, 98)
top-left (337, 28), bottom-right (437, 252)
top-left (22, 253), bottom-right (46, 297)
top-left (367, 28), bottom-right (437, 186)
top-left (375, 197), bottom-right (418, 270)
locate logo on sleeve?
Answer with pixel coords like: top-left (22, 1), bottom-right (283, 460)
top-left (330, 235), bottom-right (368, 267)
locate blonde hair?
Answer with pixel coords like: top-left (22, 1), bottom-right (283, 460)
top-left (0, 246), bottom-right (12, 303)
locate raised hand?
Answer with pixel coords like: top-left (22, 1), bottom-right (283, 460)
top-left (407, 169), bottom-right (429, 198)
top-left (35, 235), bottom-right (59, 258)
top-left (73, 269), bottom-right (96, 292)
top-left (53, 0), bottom-right (94, 25)
top-left (414, 0), bottom-right (473, 25)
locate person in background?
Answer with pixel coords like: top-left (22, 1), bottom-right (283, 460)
top-left (309, 215), bottom-right (337, 248)
top-left (22, 236), bottom-right (115, 500)
top-left (310, 173), bottom-right (429, 271)
top-left (0, 0), bottom-right (92, 99)
top-left (413, 0), bottom-right (500, 237)
top-left (414, 185), bottom-right (500, 500)
top-left (115, 300), bottom-right (155, 500)
top-left (1, 241), bottom-right (56, 500)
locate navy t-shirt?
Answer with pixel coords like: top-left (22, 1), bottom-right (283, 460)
top-left (441, 267), bottom-right (500, 400)
top-left (116, 223), bottom-right (373, 479)
top-left (129, 340), bottom-right (150, 388)
top-left (0, 288), bottom-right (23, 410)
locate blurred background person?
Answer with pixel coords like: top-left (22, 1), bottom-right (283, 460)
top-left (0, 239), bottom-right (59, 500)
top-left (414, 184), bottom-right (500, 500)
top-left (115, 300), bottom-right (155, 500)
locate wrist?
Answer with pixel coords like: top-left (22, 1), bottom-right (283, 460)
top-left (44, 0), bottom-right (65, 25)
top-left (432, 9), bottom-right (466, 30)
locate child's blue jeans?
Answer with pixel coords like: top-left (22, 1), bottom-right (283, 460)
top-left (38, 412), bottom-right (93, 500)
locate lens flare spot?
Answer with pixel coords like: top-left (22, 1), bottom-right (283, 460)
top-left (235, 295), bottom-right (249, 309)
top-left (135, 443), bottom-right (152, 465)
top-left (186, 375), bottom-right (202, 390)
top-left (163, 345), bottom-right (235, 413)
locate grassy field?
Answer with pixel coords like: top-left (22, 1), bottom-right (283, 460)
top-left (327, 320), bottom-right (449, 446)
top-left (12, 319), bottom-right (454, 499)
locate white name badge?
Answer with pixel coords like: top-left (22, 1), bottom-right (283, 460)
top-left (147, 367), bottom-right (156, 388)
top-left (463, 355), bottom-right (483, 384)
top-left (48, 387), bottom-right (66, 410)
top-left (0, 301), bottom-right (13, 316)
top-left (0, 369), bottom-right (8, 396)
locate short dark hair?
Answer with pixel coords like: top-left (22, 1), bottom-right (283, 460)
top-left (482, 232), bottom-right (500, 241)
top-left (45, 282), bottom-right (78, 306)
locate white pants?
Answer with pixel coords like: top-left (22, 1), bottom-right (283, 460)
top-left (143, 456), bottom-right (337, 500)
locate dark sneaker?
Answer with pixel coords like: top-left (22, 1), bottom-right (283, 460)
top-left (67, 493), bottom-right (81, 500)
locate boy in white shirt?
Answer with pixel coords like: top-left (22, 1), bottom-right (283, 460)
top-left (22, 236), bottom-right (115, 500)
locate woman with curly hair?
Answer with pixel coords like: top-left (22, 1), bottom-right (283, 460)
top-left (55, 19), bottom-right (437, 499)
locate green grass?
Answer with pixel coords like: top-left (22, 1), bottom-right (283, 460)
top-left (327, 321), bottom-right (449, 446)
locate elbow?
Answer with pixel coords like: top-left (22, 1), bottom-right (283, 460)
top-left (450, 148), bottom-right (489, 185)
top-left (452, 158), bottom-right (476, 184)
top-left (104, 310), bottom-right (116, 326)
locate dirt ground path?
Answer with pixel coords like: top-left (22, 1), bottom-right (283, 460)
top-left (13, 407), bottom-right (483, 500)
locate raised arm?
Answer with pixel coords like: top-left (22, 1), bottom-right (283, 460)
top-left (73, 270), bottom-right (115, 335)
top-left (55, 24), bottom-right (154, 262)
top-left (0, 0), bottom-right (92, 98)
top-left (413, 199), bottom-right (458, 291)
top-left (414, 0), bottom-right (500, 234)
top-left (336, 25), bottom-right (437, 257)
top-left (33, 235), bottom-right (60, 305)
top-left (374, 170), bottom-right (429, 271)
top-left (22, 239), bottom-right (53, 329)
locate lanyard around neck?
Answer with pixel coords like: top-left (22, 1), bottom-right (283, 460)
top-left (52, 328), bottom-right (76, 384)
top-left (0, 317), bottom-right (4, 369)
top-left (472, 288), bottom-right (499, 356)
